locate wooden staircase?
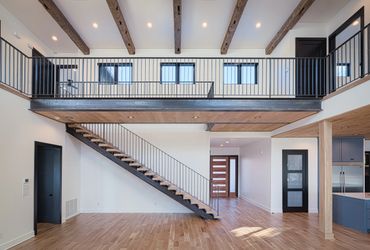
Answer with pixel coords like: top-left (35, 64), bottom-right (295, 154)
top-left (67, 124), bottom-right (219, 219)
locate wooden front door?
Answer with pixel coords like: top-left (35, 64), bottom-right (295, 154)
top-left (210, 156), bottom-right (229, 198)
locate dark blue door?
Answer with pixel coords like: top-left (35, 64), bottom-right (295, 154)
top-left (35, 142), bottom-right (62, 228)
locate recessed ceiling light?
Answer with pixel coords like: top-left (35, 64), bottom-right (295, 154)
top-left (128, 115), bottom-right (134, 119)
top-left (352, 20), bottom-right (360, 26)
top-left (256, 22), bottom-right (262, 28)
top-left (225, 141), bottom-right (230, 144)
top-left (51, 35), bottom-right (58, 41)
top-left (192, 115), bottom-right (200, 119)
top-left (202, 22), bottom-right (208, 28)
top-left (220, 144), bottom-right (224, 147)
top-left (92, 22), bottom-right (99, 29)
top-left (147, 22), bottom-right (153, 28)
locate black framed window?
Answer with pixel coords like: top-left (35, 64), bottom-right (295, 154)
top-left (160, 63), bottom-right (195, 84)
top-left (224, 63), bottom-right (258, 84)
top-left (98, 63), bottom-right (132, 84)
top-left (336, 63), bottom-right (351, 77)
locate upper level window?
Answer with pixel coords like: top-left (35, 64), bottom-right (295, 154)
top-left (160, 63), bottom-right (195, 84)
top-left (224, 63), bottom-right (258, 84)
top-left (98, 63), bottom-right (132, 84)
top-left (336, 63), bottom-right (350, 77)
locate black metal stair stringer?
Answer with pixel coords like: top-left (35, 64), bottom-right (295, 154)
top-left (66, 126), bottom-right (214, 219)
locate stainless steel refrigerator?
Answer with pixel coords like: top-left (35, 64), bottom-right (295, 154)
top-left (332, 165), bottom-right (364, 192)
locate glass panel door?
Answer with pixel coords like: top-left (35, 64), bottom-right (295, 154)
top-left (283, 150), bottom-right (308, 212)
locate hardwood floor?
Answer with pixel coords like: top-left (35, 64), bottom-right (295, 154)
top-left (12, 198), bottom-right (370, 250)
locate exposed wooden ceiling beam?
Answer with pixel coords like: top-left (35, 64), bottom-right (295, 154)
top-left (106, 0), bottom-right (135, 55)
top-left (265, 0), bottom-right (315, 55)
top-left (38, 0), bottom-right (90, 55)
top-left (173, 0), bottom-right (182, 54)
top-left (220, 0), bottom-right (248, 54)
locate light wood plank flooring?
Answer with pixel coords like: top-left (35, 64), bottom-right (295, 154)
top-left (12, 198), bottom-right (370, 249)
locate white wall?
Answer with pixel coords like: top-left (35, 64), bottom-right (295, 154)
top-left (79, 124), bottom-right (210, 213)
top-left (0, 3), bottom-right (52, 56)
top-left (365, 140), bottom-right (370, 151)
top-left (210, 147), bottom-right (240, 156)
top-left (271, 138), bottom-right (318, 214)
top-left (0, 89), bottom-right (81, 249)
top-left (79, 143), bottom-right (190, 213)
top-left (239, 139), bottom-right (271, 212)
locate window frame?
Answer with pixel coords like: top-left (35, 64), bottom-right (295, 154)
top-left (336, 63), bottom-right (351, 77)
top-left (160, 62), bottom-right (196, 84)
top-left (98, 62), bottom-right (133, 84)
top-left (223, 62), bottom-right (258, 85)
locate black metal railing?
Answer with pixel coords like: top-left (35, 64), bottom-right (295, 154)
top-left (80, 123), bottom-right (220, 215)
top-left (0, 23), bottom-right (369, 99)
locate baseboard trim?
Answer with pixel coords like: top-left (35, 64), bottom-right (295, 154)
top-left (63, 212), bottom-right (80, 223)
top-left (0, 231), bottom-right (34, 250)
top-left (239, 195), bottom-right (271, 213)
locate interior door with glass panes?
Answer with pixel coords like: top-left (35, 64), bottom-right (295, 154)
top-left (282, 150), bottom-right (308, 212)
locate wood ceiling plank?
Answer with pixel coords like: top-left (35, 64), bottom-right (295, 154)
top-left (173, 0), bottom-right (182, 54)
top-left (265, 0), bottom-right (315, 55)
top-left (220, 0), bottom-right (248, 54)
top-left (38, 0), bottom-right (90, 55)
top-left (274, 104), bottom-right (370, 138)
top-left (106, 0), bottom-right (135, 55)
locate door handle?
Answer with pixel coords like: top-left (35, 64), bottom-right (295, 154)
top-left (49, 194), bottom-right (53, 197)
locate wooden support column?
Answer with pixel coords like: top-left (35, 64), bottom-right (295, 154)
top-left (319, 120), bottom-right (334, 240)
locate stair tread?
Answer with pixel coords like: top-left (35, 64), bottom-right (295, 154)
top-left (144, 171), bottom-right (156, 176)
top-left (121, 158), bottom-right (135, 162)
top-left (130, 162), bottom-right (142, 166)
top-left (137, 167), bottom-right (148, 171)
top-left (106, 148), bottom-right (121, 152)
top-left (114, 153), bottom-right (129, 157)
top-left (91, 138), bottom-right (105, 142)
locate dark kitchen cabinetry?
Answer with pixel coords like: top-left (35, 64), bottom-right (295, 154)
top-left (332, 137), bottom-right (364, 163)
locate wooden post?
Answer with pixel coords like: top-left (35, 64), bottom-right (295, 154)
top-left (319, 120), bottom-right (334, 240)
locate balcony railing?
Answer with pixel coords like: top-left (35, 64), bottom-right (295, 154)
top-left (0, 24), bottom-right (369, 99)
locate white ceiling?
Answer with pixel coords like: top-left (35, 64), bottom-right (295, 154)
top-left (0, 0), bottom-right (349, 53)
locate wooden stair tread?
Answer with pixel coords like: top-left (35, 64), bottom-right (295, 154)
top-left (106, 148), bottom-right (121, 153)
top-left (68, 124), bottom-right (84, 129)
top-left (91, 138), bottom-right (105, 143)
top-left (152, 176), bottom-right (163, 181)
top-left (160, 181), bottom-right (171, 186)
top-left (137, 167), bottom-right (148, 171)
top-left (144, 171), bottom-right (156, 176)
top-left (121, 158), bottom-right (135, 162)
top-left (99, 143), bottom-right (114, 148)
top-left (130, 162), bottom-right (142, 167)
top-left (114, 153), bottom-right (129, 157)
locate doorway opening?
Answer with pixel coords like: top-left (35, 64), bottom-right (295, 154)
top-left (295, 37), bottom-right (327, 97)
top-left (282, 150), bottom-right (308, 212)
top-left (210, 155), bottom-right (238, 198)
top-left (34, 142), bottom-right (62, 235)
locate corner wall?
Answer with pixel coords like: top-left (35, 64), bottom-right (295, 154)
top-left (79, 124), bottom-right (210, 213)
top-left (271, 138), bottom-right (318, 213)
top-left (239, 139), bottom-right (272, 212)
top-left (0, 89), bottom-right (81, 249)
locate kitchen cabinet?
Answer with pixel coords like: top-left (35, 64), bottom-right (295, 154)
top-left (332, 137), bottom-right (364, 163)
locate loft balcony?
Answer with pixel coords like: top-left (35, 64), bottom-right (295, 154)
top-left (0, 24), bottom-right (369, 128)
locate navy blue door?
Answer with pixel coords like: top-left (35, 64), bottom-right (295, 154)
top-left (35, 142), bottom-right (62, 228)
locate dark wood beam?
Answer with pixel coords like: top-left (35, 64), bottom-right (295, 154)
top-left (265, 0), bottom-right (315, 55)
top-left (106, 0), bottom-right (135, 55)
top-left (220, 0), bottom-right (248, 54)
top-left (173, 0), bottom-right (182, 54)
top-left (38, 0), bottom-right (90, 55)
